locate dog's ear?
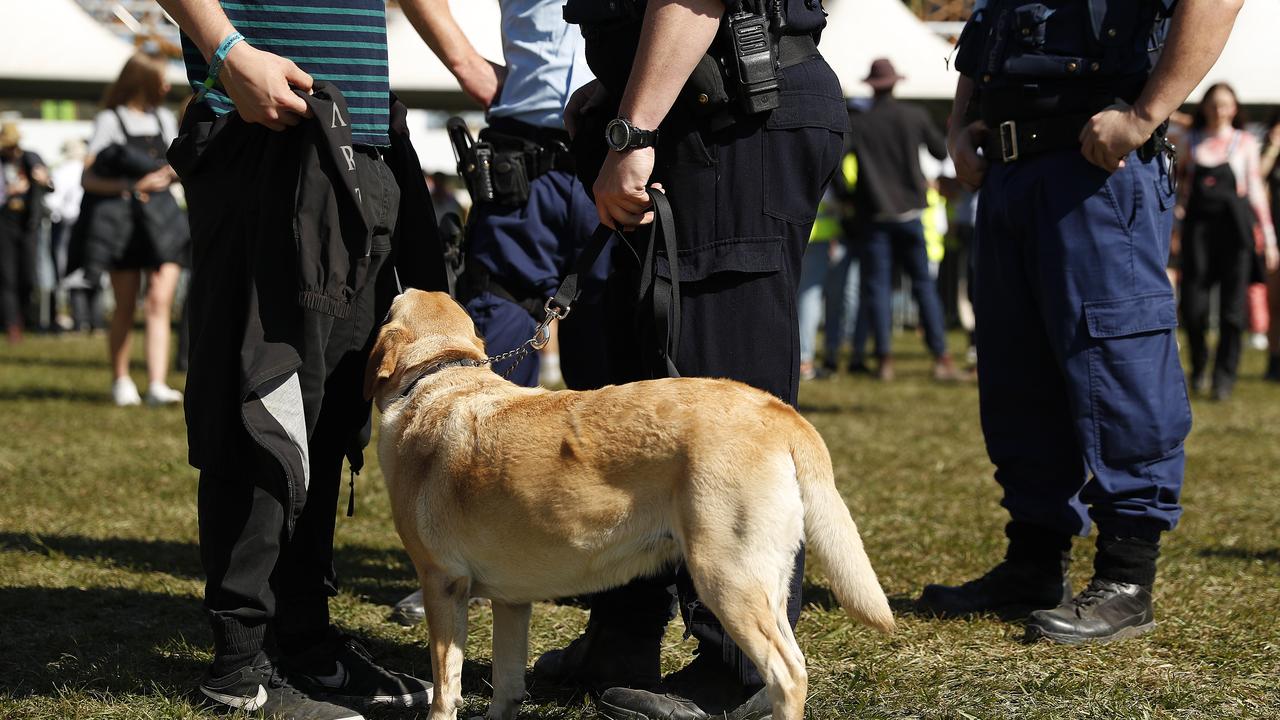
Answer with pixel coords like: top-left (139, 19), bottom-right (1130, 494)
top-left (364, 325), bottom-right (407, 401)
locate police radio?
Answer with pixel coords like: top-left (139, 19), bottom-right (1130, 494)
top-left (446, 116), bottom-right (495, 204)
top-left (727, 3), bottom-right (781, 115)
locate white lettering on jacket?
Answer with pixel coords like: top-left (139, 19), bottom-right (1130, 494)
top-left (340, 145), bottom-right (356, 172)
top-left (332, 104), bottom-right (347, 129)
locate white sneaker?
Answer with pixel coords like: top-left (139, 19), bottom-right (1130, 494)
top-left (112, 377), bottom-right (142, 407)
top-left (145, 382), bottom-right (183, 406)
top-left (1250, 332), bottom-right (1269, 352)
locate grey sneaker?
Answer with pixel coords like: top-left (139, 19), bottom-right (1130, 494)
top-left (199, 653), bottom-right (364, 719)
top-left (281, 630), bottom-right (432, 708)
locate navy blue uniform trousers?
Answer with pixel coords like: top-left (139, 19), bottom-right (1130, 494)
top-left (975, 149), bottom-right (1190, 538)
top-left (586, 57), bottom-right (847, 688)
top-left (465, 169), bottom-right (609, 388)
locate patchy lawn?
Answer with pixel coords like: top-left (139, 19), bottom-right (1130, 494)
top-left (1, 330), bottom-right (1277, 719)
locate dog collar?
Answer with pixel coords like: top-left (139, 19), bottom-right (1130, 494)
top-left (398, 358), bottom-right (488, 399)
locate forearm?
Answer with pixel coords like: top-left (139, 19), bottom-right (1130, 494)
top-left (948, 75), bottom-right (975, 136)
top-left (619, 0), bottom-right (724, 130)
top-left (154, 0), bottom-right (235, 61)
top-left (1132, 0), bottom-right (1243, 131)
top-left (399, 0), bottom-right (486, 78)
top-left (81, 168), bottom-right (130, 196)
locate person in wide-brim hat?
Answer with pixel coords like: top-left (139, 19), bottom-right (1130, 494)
top-left (864, 57), bottom-right (905, 91)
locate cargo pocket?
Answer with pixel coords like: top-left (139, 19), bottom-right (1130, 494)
top-left (762, 96), bottom-right (845, 225)
top-left (1084, 292), bottom-right (1191, 465)
top-left (761, 59), bottom-right (846, 226)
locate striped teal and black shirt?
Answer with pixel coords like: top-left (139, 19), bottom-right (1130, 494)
top-left (182, 0), bottom-right (391, 146)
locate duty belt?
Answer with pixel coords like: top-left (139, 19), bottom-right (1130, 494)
top-left (776, 34), bottom-right (821, 69)
top-left (986, 113), bottom-right (1169, 164)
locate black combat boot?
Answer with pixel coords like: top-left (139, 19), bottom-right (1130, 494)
top-left (596, 652), bottom-right (771, 720)
top-left (916, 521), bottom-right (1072, 618)
top-left (532, 616), bottom-right (663, 691)
top-left (1026, 533), bottom-right (1159, 644)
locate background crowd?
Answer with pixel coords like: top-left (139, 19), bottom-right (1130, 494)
top-left (1, 7), bottom-right (1279, 408)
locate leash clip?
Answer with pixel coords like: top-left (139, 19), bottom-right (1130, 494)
top-left (530, 299), bottom-right (568, 351)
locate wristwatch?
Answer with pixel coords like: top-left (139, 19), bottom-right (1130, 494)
top-left (605, 118), bottom-right (658, 152)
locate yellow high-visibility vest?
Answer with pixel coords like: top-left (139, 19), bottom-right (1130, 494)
top-left (923, 186), bottom-right (946, 263)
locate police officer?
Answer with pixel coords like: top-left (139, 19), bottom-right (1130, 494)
top-left (535, 1), bottom-right (846, 718)
top-left (917, 0), bottom-right (1242, 643)
top-left (406, 0), bottom-right (609, 390)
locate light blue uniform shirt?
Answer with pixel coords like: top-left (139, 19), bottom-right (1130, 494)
top-left (489, 0), bottom-right (594, 130)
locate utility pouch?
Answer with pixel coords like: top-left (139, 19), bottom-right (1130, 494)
top-left (489, 151), bottom-right (530, 206)
top-left (683, 54), bottom-right (732, 117)
top-left (727, 9), bottom-right (780, 115)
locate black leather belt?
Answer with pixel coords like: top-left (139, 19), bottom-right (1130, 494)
top-left (986, 113), bottom-right (1171, 164)
top-left (985, 113), bottom-right (1093, 164)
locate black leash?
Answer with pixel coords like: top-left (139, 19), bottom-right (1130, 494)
top-left (546, 187), bottom-right (681, 378)
top-left (426, 187), bottom-right (682, 383)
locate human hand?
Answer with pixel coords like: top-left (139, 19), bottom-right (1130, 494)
top-left (1267, 244), bottom-right (1280, 272)
top-left (948, 120), bottom-right (988, 191)
top-left (1267, 123), bottom-right (1280, 148)
top-left (593, 147), bottom-right (657, 230)
top-left (1080, 102), bottom-right (1157, 173)
top-left (455, 55), bottom-right (505, 109)
top-left (220, 42), bottom-right (313, 131)
top-left (564, 80), bottom-right (607, 139)
top-left (7, 174), bottom-right (30, 196)
top-left (134, 167), bottom-right (174, 194)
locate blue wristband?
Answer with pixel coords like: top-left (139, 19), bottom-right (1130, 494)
top-left (195, 31), bottom-right (244, 100)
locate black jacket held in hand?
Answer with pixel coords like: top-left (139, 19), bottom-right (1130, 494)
top-left (168, 83), bottom-right (446, 470)
top-left (169, 82), bottom-right (446, 320)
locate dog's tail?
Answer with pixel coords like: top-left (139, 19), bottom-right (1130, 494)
top-left (792, 421), bottom-right (895, 634)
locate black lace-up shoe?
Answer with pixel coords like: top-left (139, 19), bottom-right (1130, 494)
top-left (388, 589), bottom-right (425, 627)
top-left (199, 653), bottom-right (364, 719)
top-left (596, 654), bottom-right (771, 720)
top-left (533, 622), bottom-right (662, 691)
top-left (917, 558), bottom-right (1071, 618)
top-left (281, 630), bottom-right (432, 708)
top-left (1025, 578), bottom-right (1155, 644)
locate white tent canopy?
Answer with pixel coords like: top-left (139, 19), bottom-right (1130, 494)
top-left (1193, 0), bottom-right (1280, 105)
top-left (821, 0), bottom-right (959, 100)
top-left (1, 0), bottom-right (185, 87)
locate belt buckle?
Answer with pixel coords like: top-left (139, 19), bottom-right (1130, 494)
top-left (999, 120), bottom-right (1019, 162)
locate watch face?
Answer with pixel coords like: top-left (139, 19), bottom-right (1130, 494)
top-left (607, 120), bottom-right (630, 150)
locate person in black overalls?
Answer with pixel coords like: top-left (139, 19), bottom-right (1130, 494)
top-left (75, 52), bottom-right (189, 407)
top-left (916, 0), bottom-right (1242, 645)
top-left (534, 2), bottom-right (846, 718)
top-left (1179, 83), bottom-right (1280, 401)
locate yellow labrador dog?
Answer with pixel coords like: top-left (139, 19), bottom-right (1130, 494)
top-left (365, 290), bottom-right (893, 720)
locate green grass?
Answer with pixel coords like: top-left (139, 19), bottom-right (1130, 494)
top-left (1, 330), bottom-right (1278, 719)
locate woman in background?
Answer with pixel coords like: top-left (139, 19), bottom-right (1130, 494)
top-left (1178, 83), bottom-right (1278, 401)
top-left (79, 52), bottom-right (187, 406)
